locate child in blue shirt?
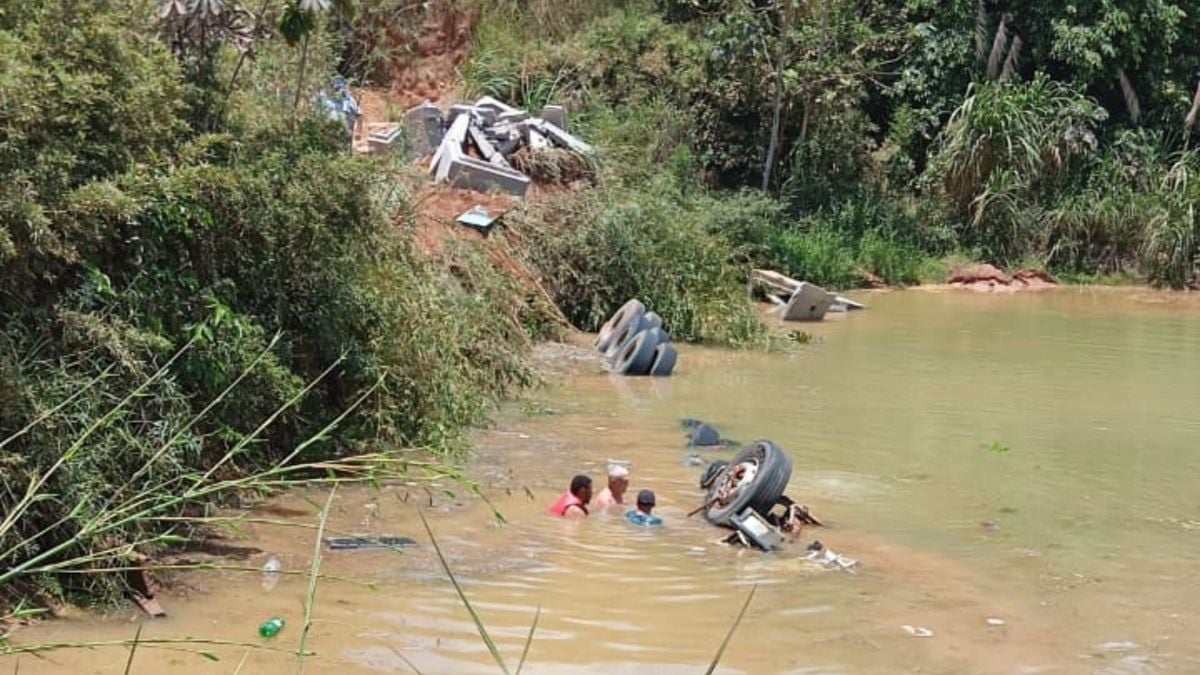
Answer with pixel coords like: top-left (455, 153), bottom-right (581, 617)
top-left (626, 490), bottom-right (663, 527)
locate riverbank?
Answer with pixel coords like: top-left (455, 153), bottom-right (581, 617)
top-left (13, 287), bottom-right (1200, 673)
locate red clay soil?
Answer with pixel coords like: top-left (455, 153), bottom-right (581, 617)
top-left (948, 263), bottom-right (1058, 292)
top-left (411, 184), bottom-right (521, 255)
top-left (359, 2), bottom-right (475, 122)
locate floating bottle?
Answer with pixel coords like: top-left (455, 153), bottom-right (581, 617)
top-left (258, 617), bottom-right (285, 638)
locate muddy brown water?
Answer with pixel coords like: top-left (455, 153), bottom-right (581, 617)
top-left (13, 288), bottom-right (1200, 674)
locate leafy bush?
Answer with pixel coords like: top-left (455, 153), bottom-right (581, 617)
top-left (0, 0), bottom-right (555, 611)
top-left (509, 179), bottom-right (765, 347)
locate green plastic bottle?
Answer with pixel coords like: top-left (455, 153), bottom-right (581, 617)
top-left (258, 617), bottom-right (285, 638)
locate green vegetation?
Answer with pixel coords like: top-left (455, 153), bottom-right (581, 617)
top-left (470, 0), bottom-right (1200, 290)
top-left (0, 0), bottom-right (549, 617)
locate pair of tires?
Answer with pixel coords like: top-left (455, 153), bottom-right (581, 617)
top-left (594, 299), bottom-right (677, 376)
top-left (702, 440), bottom-right (793, 527)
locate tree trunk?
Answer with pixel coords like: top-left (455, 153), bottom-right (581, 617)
top-left (291, 33), bottom-right (312, 130)
top-left (762, 2), bottom-right (791, 192)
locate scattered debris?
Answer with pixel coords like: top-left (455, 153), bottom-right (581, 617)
top-left (730, 507), bottom-right (784, 550)
top-left (803, 541), bottom-right (859, 572)
top-left (1093, 641), bottom-right (1139, 653)
top-left (261, 556), bottom-right (282, 591)
top-left (751, 269), bottom-right (865, 322)
top-left (689, 423), bottom-right (721, 446)
top-left (132, 594), bottom-right (167, 619)
top-left (127, 568), bottom-right (167, 618)
top-left (902, 625), bottom-right (935, 638)
top-left (367, 124), bottom-right (403, 154)
top-left (409, 97), bottom-right (596, 197)
top-left (323, 536), bottom-right (420, 551)
top-left (456, 205), bottom-right (501, 234)
top-left (258, 616), bottom-right (285, 638)
top-left (681, 419), bottom-right (736, 447)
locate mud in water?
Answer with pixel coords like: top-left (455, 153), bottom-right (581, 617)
top-left (13, 287), bottom-right (1200, 674)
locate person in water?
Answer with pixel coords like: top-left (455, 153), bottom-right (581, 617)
top-left (591, 462), bottom-right (630, 511)
top-left (626, 490), bottom-right (662, 526)
top-left (548, 474), bottom-right (592, 519)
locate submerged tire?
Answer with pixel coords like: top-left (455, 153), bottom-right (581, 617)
top-left (649, 343), bottom-right (677, 376)
top-left (642, 311), bottom-right (663, 331)
top-left (614, 329), bottom-right (660, 376)
top-left (603, 312), bottom-right (648, 361)
top-left (704, 440), bottom-right (793, 527)
top-left (596, 299), bottom-right (644, 353)
top-left (699, 460), bottom-right (730, 490)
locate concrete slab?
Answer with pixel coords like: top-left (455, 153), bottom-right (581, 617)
top-left (446, 155), bottom-right (530, 197)
top-left (467, 123), bottom-right (499, 161)
top-left (782, 282), bottom-right (836, 321)
top-left (499, 110), bottom-right (530, 124)
top-left (404, 103), bottom-right (443, 156)
top-left (474, 95), bottom-right (521, 115)
top-left (433, 114), bottom-right (471, 181)
top-left (495, 135), bottom-right (521, 156)
top-left (528, 127), bottom-right (552, 151)
top-left (367, 123), bottom-right (403, 153)
top-left (533, 119), bottom-right (594, 154)
top-left (541, 104), bottom-right (567, 130)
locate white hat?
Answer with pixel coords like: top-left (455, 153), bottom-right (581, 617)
top-left (607, 462), bottom-right (630, 479)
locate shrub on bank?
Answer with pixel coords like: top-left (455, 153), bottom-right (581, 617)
top-left (509, 180), bottom-right (766, 347)
top-left (0, 0), bottom-right (549, 612)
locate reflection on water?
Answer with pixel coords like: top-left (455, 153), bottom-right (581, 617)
top-left (15, 288), bottom-right (1200, 674)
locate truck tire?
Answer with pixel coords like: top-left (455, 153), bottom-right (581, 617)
top-left (595, 299), bottom-right (644, 353)
top-left (603, 312), bottom-right (649, 361)
top-left (613, 329), bottom-right (660, 376)
top-left (704, 440), bottom-right (792, 527)
top-left (642, 311), bottom-right (663, 331)
top-left (649, 343), bottom-right (677, 376)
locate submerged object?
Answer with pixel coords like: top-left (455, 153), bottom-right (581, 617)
top-left (323, 536), bottom-right (419, 551)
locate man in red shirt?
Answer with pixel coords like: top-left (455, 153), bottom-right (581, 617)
top-left (548, 475), bottom-right (593, 519)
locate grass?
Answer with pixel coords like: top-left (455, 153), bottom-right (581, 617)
top-left (418, 508), bottom-right (514, 674)
top-left (295, 487), bottom-right (336, 674)
top-left (0, 339), bottom-right (472, 636)
top-left (122, 623), bottom-right (142, 675)
top-left (705, 585), bottom-right (757, 675)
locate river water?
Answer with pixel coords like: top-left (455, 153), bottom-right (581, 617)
top-left (14, 288), bottom-right (1200, 674)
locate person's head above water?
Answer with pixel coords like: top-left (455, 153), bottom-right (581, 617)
top-left (570, 474), bottom-right (593, 503)
top-left (636, 489), bottom-right (656, 514)
top-left (606, 463), bottom-right (630, 498)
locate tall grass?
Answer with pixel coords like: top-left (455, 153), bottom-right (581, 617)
top-left (705, 585), bottom-right (757, 675)
top-left (295, 487), bottom-right (337, 674)
top-left (0, 342), bottom-right (468, 621)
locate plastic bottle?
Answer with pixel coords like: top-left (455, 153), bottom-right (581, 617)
top-left (261, 557), bottom-right (282, 591)
top-left (258, 617), bottom-right (285, 638)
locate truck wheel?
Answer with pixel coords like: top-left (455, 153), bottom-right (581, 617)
top-left (704, 440), bottom-right (793, 527)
